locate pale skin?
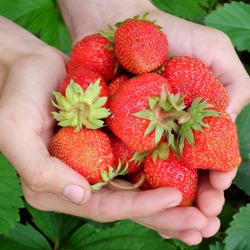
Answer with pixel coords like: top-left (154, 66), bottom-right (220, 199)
top-left (0, 0), bottom-right (249, 246)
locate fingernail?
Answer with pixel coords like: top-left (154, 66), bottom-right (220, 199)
top-left (63, 184), bottom-right (85, 204)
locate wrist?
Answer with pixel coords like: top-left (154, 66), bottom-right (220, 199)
top-left (58, 0), bottom-right (158, 45)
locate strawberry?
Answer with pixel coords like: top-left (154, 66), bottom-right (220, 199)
top-left (49, 127), bottom-right (127, 191)
top-left (179, 107), bottom-right (242, 172)
top-left (66, 33), bottom-right (121, 82)
top-left (109, 133), bottom-right (144, 174)
top-left (114, 13), bottom-right (168, 74)
top-left (57, 68), bottom-right (108, 105)
top-left (108, 74), bottom-right (131, 99)
top-left (160, 56), bottom-right (229, 110)
top-left (144, 150), bottom-right (198, 207)
top-left (51, 69), bottom-right (110, 131)
top-left (107, 72), bottom-right (181, 152)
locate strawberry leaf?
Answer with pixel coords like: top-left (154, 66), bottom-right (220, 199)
top-left (152, 0), bottom-right (209, 21)
top-left (204, 2), bottom-right (250, 52)
top-left (0, 0), bottom-right (71, 54)
top-left (224, 204), bottom-right (250, 250)
top-left (25, 203), bottom-right (82, 244)
top-left (0, 153), bottom-right (24, 235)
top-left (0, 223), bottom-right (52, 250)
top-left (209, 242), bottom-right (226, 250)
top-left (64, 220), bottom-right (177, 249)
top-left (233, 104), bottom-right (250, 195)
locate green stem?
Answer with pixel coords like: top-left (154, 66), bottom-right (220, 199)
top-left (156, 108), bottom-right (191, 124)
top-left (109, 174), bottom-right (146, 190)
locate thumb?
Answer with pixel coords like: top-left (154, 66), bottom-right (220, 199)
top-left (225, 78), bottom-right (250, 121)
top-left (1, 131), bottom-right (92, 205)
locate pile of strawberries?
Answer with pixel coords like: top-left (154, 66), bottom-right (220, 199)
top-left (49, 13), bottom-right (241, 206)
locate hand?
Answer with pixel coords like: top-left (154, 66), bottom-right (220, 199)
top-left (0, 16), bottom-right (202, 246)
top-left (58, 0), bottom-right (250, 244)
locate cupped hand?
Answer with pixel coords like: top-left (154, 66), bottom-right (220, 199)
top-left (0, 40), bottom-right (218, 245)
top-left (0, 17), bottom-right (205, 246)
top-left (57, 0), bottom-right (250, 244)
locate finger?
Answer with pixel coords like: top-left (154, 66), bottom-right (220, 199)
top-left (134, 206), bottom-right (208, 232)
top-left (225, 79), bottom-right (250, 121)
top-left (159, 230), bottom-right (203, 246)
top-left (201, 216), bottom-right (221, 238)
top-left (209, 168), bottom-right (238, 190)
top-left (1, 129), bottom-right (92, 205)
top-left (196, 171), bottom-right (225, 216)
top-left (22, 186), bottom-right (182, 222)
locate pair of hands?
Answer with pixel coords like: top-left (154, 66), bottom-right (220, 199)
top-left (0, 1), bottom-right (250, 245)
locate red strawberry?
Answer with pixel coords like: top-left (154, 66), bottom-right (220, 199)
top-left (51, 69), bottom-right (110, 131)
top-left (180, 110), bottom-right (241, 171)
top-left (107, 72), bottom-right (175, 152)
top-left (160, 56), bottom-right (229, 110)
top-left (108, 74), bottom-right (131, 99)
top-left (67, 33), bottom-right (121, 82)
top-left (144, 150), bottom-right (198, 207)
top-left (114, 14), bottom-right (168, 74)
top-left (109, 133), bottom-right (144, 174)
top-left (49, 127), bottom-right (126, 190)
top-left (57, 68), bottom-right (108, 105)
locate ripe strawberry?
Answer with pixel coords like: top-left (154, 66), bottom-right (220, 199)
top-left (51, 69), bottom-right (110, 131)
top-left (67, 33), bottom-right (120, 82)
top-left (57, 68), bottom-right (108, 105)
top-left (144, 150), bottom-right (198, 207)
top-left (160, 56), bottom-right (229, 110)
top-left (49, 127), bottom-right (126, 190)
top-left (180, 110), bottom-right (241, 171)
top-left (107, 72), bottom-right (177, 152)
top-left (109, 133), bottom-right (144, 174)
top-left (108, 74), bottom-right (131, 99)
top-left (114, 14), bottom-right (168, 74)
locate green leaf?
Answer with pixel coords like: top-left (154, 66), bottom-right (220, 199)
top-left (0, 0), bottom-right (71, 54)
top-left (233, 104), bottom-right (250, 195)
top-left (172, 238), bottom-right (198, 249)
top-left (209, 241), bottom-right (226, 250)
top-left (0, 153), bottom-right (24, 235)
top-left (0, 223), bottom-right (51, 250)
top-left (224, 204), bottom-right (250, 250)
top-left (25, 203), bottom-right (82, 245)
top-left (65, 220), bottom-right (176, 250)
top-left (204, 2), bottom-right (250, 52)
top-left (151, 0), bottom-right (209, 21)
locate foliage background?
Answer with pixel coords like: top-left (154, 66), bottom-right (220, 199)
top-left (0, 0), bottom-right (250, 249)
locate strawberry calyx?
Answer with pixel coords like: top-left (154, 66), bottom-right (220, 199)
top-left (116, 12), bottom-right (159, 28)
top-left (133, 87), bottom-right (189, 148)
top-left (151, 142), bottom-right (170, 162)
top-left (178, 97), bottom-right (219, 152)
top-left (131, 141), bottom-right (171, 163)
top-left (52, 79), bottom-right (110, 131)
top-left (91, 162), bottom-right (128, 192)
top-left (99, 24), bottom-right (116, 44)
top-left (130, 150), bottom-right (150, 166)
